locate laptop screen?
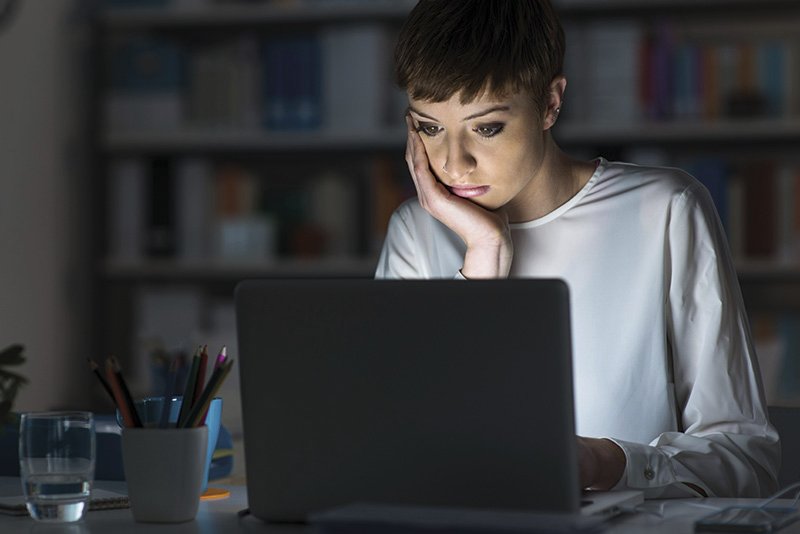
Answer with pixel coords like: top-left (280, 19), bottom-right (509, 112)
top-left (235, 278), bottom-right (578, 522)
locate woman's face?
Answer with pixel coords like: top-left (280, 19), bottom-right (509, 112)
top-left (407, 89), bottom-right (553, 214)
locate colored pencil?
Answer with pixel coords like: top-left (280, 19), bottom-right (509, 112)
top-left (184, 359), bottom-right (234, 429)
top-left (109, 356), bottom-right (143, 428)
top-left (193, 345), bottom-right (208, 406)
top-left (87, 358), bottom-right (116, 405)
top-left (214, 346), bottom-right (227, 370)
top-left (105, 358), bottom-right (137, 428)
top-left (177, 347), bottom-right (201, 428)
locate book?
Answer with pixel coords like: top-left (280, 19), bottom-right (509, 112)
top-left (175, 157), bottom-right (213, 260)
top-left (321, 24), bottom-right (391, 134)
top-left (0, 489), bottom-right (129, 517)
top-left (108, 158), bottom-right (146, 261)
top-left (146, 158), bottom-right (176, 258)
top-left (104, 35), bottom-right (184, 132)
top-left (263, 36), bottom-right (322, 130)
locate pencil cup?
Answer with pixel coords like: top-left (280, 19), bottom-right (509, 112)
top-left (121, 426), bottom-right (207, 523)
top-left (116, 396), bottom-right (222, 493)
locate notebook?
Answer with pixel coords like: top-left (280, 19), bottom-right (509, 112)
top-left (234, 278), bottom-right (642, 523)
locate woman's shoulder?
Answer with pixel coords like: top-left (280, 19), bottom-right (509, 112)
top-left (594, 158), bottom-right (707, 203)
top-left (595, 159), bottom-right (722, 226)
top-left (600, 158), bottom-right (698, 190)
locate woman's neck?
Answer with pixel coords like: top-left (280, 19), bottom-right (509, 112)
top-left (506, 137), bottom-right (596, 223)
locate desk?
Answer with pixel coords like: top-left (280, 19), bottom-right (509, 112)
top-left (1, 477), bottom-right (798, 533)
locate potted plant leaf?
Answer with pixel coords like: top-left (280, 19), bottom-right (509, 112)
top-left (0, 344), bottom-right (27, 429)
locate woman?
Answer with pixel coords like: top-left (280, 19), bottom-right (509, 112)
top-left (376, 0), bottom-right (779, 498)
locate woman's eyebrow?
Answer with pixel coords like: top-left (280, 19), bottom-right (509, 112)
top-left (463, 105), bottom-right (511, 121)
top-left (407, 105), bottom-right (511, 122)
top-left (407, 106), bottom-right (438, 121)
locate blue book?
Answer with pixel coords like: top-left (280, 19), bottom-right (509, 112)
top-left (758, 41), bottom-right (786, 117)
top-left (263, 36), bottom-right (322, 130)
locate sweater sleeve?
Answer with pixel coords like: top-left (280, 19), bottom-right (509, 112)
top-left (375, 200), bottom-right (466, 280)
top-left (375, 207), bottom-right (421, 279)
top-left (611, 181), bottom-right (780, 498)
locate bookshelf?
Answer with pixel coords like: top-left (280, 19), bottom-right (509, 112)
top-left (91, 0), bottom-right (415, 426)
top-left (550, 0), bottom-right (800, 405)
top-left (91, 0), bottom-right (800, 412)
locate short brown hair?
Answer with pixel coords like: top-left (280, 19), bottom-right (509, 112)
top-left (394, 0), bottom-right (565, 112)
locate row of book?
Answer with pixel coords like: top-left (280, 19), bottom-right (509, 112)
top-left (106, 156), bottom-right (411, 262)
top-left (752, 312), bottom-right (800, 406)
top-left (562, 18), bottom-right (800, 124)
top-left (104, 25), bottom-right (405, 133)
top-left (682, 159), bottom-right (800, 262)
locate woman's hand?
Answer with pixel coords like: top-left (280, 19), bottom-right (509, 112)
top-left (577, 436), bottom-right (626, 490)
top-left (404, 115), bottom-right (513, 278)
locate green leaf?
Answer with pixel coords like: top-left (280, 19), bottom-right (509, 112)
top-left (0, 344), bottom-right (25, 366)
top-left (0, 369), bottom-right (28, 384)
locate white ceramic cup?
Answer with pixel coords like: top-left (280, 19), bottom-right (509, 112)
top-left (121, 426), bottom-right (208, 523)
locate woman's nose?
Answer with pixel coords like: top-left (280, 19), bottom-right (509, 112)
top-left (441, 141), bottom-right (476, 180)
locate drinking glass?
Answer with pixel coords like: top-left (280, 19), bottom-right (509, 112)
top-left (19, 411), bottom-right (96, 522)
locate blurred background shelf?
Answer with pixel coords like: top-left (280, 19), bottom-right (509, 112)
top-left (556, 118), bottom-right (800, 147)
top-left (104, 127), bottom-right (406, 153)
top-left (101, 256), bottom-right (378, 281)
top-left (89, 0), bottom-right (800, 420)
top-left (100, 1), bottom-right (417, 29)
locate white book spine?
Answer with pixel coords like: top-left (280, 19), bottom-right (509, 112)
top-left (108, 158), bottom-right (146, 261)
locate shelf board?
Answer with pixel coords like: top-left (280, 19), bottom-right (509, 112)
top-left (737, 261), bottom-right (800, 281)
top-left (104, 127), bottom-right (407, 153)
top-left (100, 1), bottom-right (416, 29)
top-left (555, 118), bottom-right (800, 146)
top-left (553, 0), bottom-right (800, 16)
top-left (100, 0), bottom-right (799, 29)
top-left (102, 257), bottom-right (379, 281)
top-left (105, 118), bottom-right (800, 153)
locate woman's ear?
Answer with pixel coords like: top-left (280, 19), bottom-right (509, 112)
top-left (543, 75), bottom-right (567, 131)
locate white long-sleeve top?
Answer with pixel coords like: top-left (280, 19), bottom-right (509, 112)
top-left (375, 158), bottom-right (780, 498)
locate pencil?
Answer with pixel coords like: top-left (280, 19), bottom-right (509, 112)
top-left (105, 359), bottom-right (137, 428)
top-left (87, 358), bottom-right (116, 405)
top-left (109, 356), bottom-right (143, 428)
top-left (184, 359), bottom-right (234, 429)
top-left (214, 346), bottom-right (227, 370)
top-left (193, 345), bottom-right (208, 406)
top-left (177, 347), bottom-right (201, 428)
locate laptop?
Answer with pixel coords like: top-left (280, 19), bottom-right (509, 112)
top-left (234, 278), bottom-right (642, 523)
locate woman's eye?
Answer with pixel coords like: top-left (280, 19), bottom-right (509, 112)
top-left (416, 123), bottom-right (442, 137)
top-left (474, 123), bottom-right (504, 137)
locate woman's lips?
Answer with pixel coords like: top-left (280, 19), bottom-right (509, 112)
top-left (447, 185), bottom-right (491, 198)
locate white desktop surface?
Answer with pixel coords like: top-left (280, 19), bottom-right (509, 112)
top-left (2, 476), bottom-right (799, 533)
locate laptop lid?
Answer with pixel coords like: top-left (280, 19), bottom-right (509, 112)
top-left (235, 278), bottom-right (579, 523)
